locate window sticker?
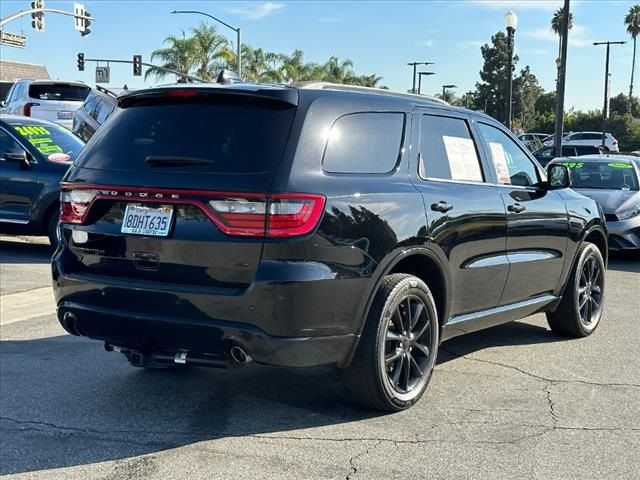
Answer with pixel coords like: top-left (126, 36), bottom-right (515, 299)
top-left (442, 135), bottom-right (483, 182)
top-left (607, 162), bottom-right (633, 169)
top-left (488, 142), bottom-right (511, 184)
top-left (560, 161), bottom-right (584, 169)
top-left (13, 125), bottom-right (64, 156)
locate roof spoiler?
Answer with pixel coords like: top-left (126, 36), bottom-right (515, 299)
top-left (117, 85), bottom-right (299, 108)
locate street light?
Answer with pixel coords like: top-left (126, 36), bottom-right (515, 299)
top-left (504, 10), bottom-right (518, 130)
top-left (593, 40), bottom-right (626, 148)
top-left (417, 71), bottom-right (435, 95)
top-left (442, 84), bottom-right (457, 102)
top-left (171, 10), bottom-right (242, 78)
top-left (407, 62), bottom-right (434, 94)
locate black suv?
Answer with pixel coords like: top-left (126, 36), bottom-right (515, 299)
top-left (52, 83), bottom-right (608, 411)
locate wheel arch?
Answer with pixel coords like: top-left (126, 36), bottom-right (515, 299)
top-left (340, 248), bottom-right (450, 368)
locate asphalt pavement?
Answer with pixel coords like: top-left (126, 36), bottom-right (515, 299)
top-left (0, 237), bottom-right (639, 479)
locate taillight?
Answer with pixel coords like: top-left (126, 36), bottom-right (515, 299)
top-left (208, 194), bottom-right (325, 238)
top-left (60, 189), bottom-right (99, 224)
top-left (23, 102), bottom-right (40, 116)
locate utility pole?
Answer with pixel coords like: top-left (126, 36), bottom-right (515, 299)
top-left (442, 84), bottom-right (457, 103)
top-left (593, 40), bottom-right (626, 149)
top-left (554, 0), bottom-right (570, 157)
top-left (407, 62), bottom-right (433, 94)
top-left (504, 10), bottom-right (518, 130)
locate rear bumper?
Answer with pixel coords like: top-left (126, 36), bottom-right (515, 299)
top-left (52, 250), bottom-right (367, 367)
top-left (57, 301), bottom-right (355, 367)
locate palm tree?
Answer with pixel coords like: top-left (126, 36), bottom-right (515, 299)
top-left (145, 31), bottom-right (196, 82)
top-left (625, 5), bottom-right (640, 107)
top-left (322, 56), bottom-right (355, 84)
top-left (551, 7), bottom-right (573, 58)
top-left (190, 23), bottom-right (234, 81)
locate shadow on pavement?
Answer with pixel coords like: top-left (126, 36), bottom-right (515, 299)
top-left (607, 251), bottom-right (640, 273)
top-left (0, 319), bottom-right (565, 474)
top-left (0, 240), bottom-right (52, 265)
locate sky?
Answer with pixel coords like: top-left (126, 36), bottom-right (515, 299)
top-left (0, 0), bottom-right (637, 111)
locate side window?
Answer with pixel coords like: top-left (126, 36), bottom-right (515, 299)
top-left (588, 133), bottom-right (602, 140)
top-left (0, 129), bottom-right (20, 159)
top-left (96, 100), bottom-right (115, 124)
top-left (561, 146), bottom-right (577, 156)
top-left (323, 113), bottom-right (404, 174)
top-left (478, 123), bottom-right (540, 187)
top-left (418, 115), bottom-right (484, 182)
top-left (4, 85), bottom-right (15, 103)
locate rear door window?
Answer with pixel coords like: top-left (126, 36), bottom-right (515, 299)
top-left (418, 114), bottom-right (484, 182)
top-left (95, 100), bottom-right (115, 124)
top-left (322, 113), bottom-right (404, 174)
top-left (75, 100), bottom-right (295, 174)
top-left (28, 84), bottom-right (91, 101)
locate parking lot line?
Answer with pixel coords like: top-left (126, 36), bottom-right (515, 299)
top-left (0, 286), bottom-right (55, 325)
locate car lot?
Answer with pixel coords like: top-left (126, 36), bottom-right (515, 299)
top-left (0, 237), bottom-right (638, 480)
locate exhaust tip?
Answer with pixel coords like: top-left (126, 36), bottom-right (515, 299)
top-left (230, 345), bottom-right (252, 364)
top-left (62, 312), bottom-right (81, 336)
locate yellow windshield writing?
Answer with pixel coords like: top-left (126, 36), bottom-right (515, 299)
top-left (13, 125), bottom-right (63, 155)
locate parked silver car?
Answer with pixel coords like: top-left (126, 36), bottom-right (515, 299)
top-left (549, 155), bottom-right (640, 251)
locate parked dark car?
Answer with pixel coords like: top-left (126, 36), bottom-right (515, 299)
top-left (52, 82), bottom-right (608, 412)
top-left (533, 144), bottom-right (602, 167)
top-left (72, 86), bottom-right (118, 142)
top-left (0, 114), bottom-right (85, 245)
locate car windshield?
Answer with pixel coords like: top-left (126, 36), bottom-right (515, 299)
top-left (10, 121), bottom-right (85, 164)
top-left (559, 161), bottom-right (639, 190)
top-left (28, 84), bottom-right (91, 102)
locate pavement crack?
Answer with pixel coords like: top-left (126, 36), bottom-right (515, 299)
top-left (543, 383), bottom-right (560, 425)
top-left (345, 440), bottom-right (381, 480)
top-left (440, 346), bottom-right (640, 389)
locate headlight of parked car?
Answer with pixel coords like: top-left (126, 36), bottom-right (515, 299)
top-left (617, 204), bottom-right (640, 221)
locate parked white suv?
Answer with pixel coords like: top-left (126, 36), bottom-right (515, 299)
top-left (544, 131), bottom-right (619, 152)
top-left (0, 79), bottom-right (91, 129)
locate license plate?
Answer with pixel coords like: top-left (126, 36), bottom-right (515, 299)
top-left (121, 204), bottom-right (173, 237)
top-left (57, 111), bottom-right (73, 120)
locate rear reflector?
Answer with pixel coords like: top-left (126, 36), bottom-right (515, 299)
top-left (59, 184), bottom-right (325, 238)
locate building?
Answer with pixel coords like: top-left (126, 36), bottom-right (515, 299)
top-left (0, 60), bottom-right (50, 100)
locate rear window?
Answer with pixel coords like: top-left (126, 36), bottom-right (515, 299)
top-left (28, 84), bottom-right (91, 101)
top-left (75, 102), bottom-right (295, 174)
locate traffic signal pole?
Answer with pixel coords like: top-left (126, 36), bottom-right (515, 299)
top-left (0, 7), bottom-right (92, 28)
top-left (79, 57), bottom-right (209, 83)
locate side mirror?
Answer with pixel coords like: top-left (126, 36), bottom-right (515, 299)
top-left (547, 164), bottom-right (571, 189)
top-left (4, 148), bottom-right (30, 167)
top-left (0, 100), bottom-right (5, 108)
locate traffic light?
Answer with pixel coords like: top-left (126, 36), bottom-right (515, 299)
top-left (133, 55), bottom-right (142, 76)
top-left (77, 53), bottom-right (85, 71)
top-left (74, 3), bottom-right (91, 36)
top-left (30, 0), bottom-right (45, 32)
top-left (81, 10), bottom-right (92, 36)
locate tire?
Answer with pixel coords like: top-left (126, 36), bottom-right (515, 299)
top-left (47, 210), bottom-right (60, 248)
top-left (547, 242), bottom-right (605, 337)
top-left (342, 274), bottom-right (439, 412)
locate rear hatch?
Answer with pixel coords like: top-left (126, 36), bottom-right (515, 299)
top-left (60, 86), bottom-right (308, 292)
top-left (27, 82), bottom-right (91, 126)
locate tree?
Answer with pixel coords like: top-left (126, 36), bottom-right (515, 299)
top-left (610, 93), bottom-right (640, 117)
top-left (190, 23), bottom-right (233, 81)
top-left (474, 31), bottom-right (518, 123)
top-left (145, 31), bottom-right (196, 82)
top-left (535, 91), bottom-right (556, 115)
top-left (513, 66), bottom-right (544, 130)
top-left (322, 56), bottom-right (355, 83)
top-left (551, 7), bottom-right (573, 58)
top-left (624, 5), bottom-right (640, 108)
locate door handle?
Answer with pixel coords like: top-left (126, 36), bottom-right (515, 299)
top-left (508, 203), bottom-right (526, 213)
top-left (430, 201), bottom-right (453, 213)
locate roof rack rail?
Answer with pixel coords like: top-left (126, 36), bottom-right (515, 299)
top-left (95, 85), bottom-right (117, 97)
top-left (294, 81), bottom-right (448, 105)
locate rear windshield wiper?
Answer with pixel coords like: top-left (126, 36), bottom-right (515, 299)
top-left (145, 155), bottom-right (214, 167)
